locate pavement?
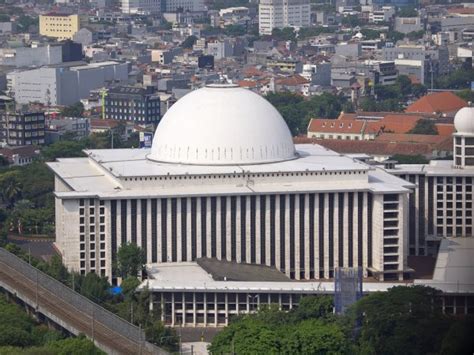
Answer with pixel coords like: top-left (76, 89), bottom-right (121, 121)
top-left (182, 342), bottom-right (210, 355)
top-left (7, 236), bottom-right (56, 262)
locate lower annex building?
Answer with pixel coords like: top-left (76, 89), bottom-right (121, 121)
top-left (48, 84), bottom-right (413, 282)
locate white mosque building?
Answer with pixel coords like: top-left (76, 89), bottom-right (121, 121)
top-left (48, 84), bottom-right (414, 282)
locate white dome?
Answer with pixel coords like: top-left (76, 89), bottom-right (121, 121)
top-left (148, 84), bottom-right (297, 165)
top-left (454, 107), bottom-right (474, 135)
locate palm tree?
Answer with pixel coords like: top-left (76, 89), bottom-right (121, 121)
top-left (2, 178), bottom-right (22, 208)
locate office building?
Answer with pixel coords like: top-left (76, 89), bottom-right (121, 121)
top-left (104, 86), bottom-right (161, 125)
top-left (39, 13), bottom-right (80, 40)
top-left (121, 0), bottom-right (161, 14)
top-left (163, 0), bottom-right (205, 12)
top-left (7, 61), bottom-right (129, 106)
top-left (259, 0), bottom-right (311, 35)
top-left (0, 111), bottom-right (46, 146)
top-left (48, 84), bottom-right (412, 282)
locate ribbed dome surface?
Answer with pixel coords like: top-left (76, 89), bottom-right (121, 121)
top-left (454, 107), bottom-right (474, 135)
top-left (148, 84), bottom-right (297, 165)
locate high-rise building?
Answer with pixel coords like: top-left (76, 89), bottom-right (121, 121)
top-left (104, 86), bottom-right (161, 125)
top-left (258, 0), bottom-right (311, 35)
top-left (39, 13), bottom-right (80, 41)
top-left (121, 0), bottom-right (161, 14)
top-left (0, 111), bottom-right (45, 146)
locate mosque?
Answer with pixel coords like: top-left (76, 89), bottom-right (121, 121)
top-left (48, 85), bottom-right (474, 327)
top-left (48, 84), bottom-right (416, 282)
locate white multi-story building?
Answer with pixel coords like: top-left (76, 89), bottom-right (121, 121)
top-left (258, 0), bottom-right (311, 35)
top-left (48, 84), bottom-right (412, 283)
top-left (163, 0), bottom-right (205, 12)
top-left (388, 107), bottom-right (474, 256)
top-left (121, 0), bottom-right (161, 14)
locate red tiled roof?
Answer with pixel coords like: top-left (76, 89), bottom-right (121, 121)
top-left (307, 118), bottom-right (365, 134)
top-left (435, 123), bottom-right (455, 136)
top-left (275, 74), bottom-right (310, 86)
top-left (405, 92), bottom-right (467, 114)
top-left (90, 118), bottom-right (120, 128)
top-left (447, 7), bottom-right (474, 15)
top-left (375, 133), bottom-right (451, 144)
top-left (238, 80), bottom-right (258, 88)
top-left (307, 139), bottom-right (434, 156)
top-left (378, 114), bottom-right (422, 134)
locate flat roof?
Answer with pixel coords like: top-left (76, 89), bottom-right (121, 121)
top-left (389, 160), bottom-right (474, 177)
top-left (196, 258), bottom-right (291, 282)
top-left (415, 237), bottom-right (474, 293)
top-left (48, 144), bottom-right (412, 199)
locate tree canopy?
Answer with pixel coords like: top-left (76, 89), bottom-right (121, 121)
top-left (60, 102), bottom-right (85, 117)
top-left (117, 243), bottom-right (146, 278)
top-left (408, 119), bottom-right (438, 135)
top-left (180, 35), bottom-right (197, 49)
top-left (266, 92), bottom-right (347, 135)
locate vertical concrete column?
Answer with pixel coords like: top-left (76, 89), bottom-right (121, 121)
top-left (166, 199), bottom-right (172, 262)
top-left (177, 198), bottom-right (182, 262)
top-left (353, 192), bottom-right (359, 268)
top-left (226, 196), bottom-right (232, 261)
top-left (186, 197), bottom-right (192, 261)
top-left (127, 199), bottom-right (132, 243)
top-left (275, 195), bottom-right (281, 271)
top-left (323, 193), bottom-right (330, 278)
top-left (285, 194), bottom-right (291, 277)
top-left (236, 196), bottom-right (242, 263)
top-left (333, 193), bottom-right (339, 272)
top-left (196, 198), bottom-right (202, 258)
top-left (314, 194), bottom-right (320, 278)
top-left (343, 192), bottom-right (349, 267)
top-left (246, 196), bottom-right (251, 263)
top-left (157, 199), bottom-right (162, 262)
top-left (294, 194), bottom-right (301, 280)
top-left (255, 195), bottom-right (261, 265)
top-left (362, 193), bottom-right (369, 276)
top-left (206, 197), bottom-right (212, 258)
top-left (304, 193), bottom-right (310, 279)
top-left (216, 196), bottom-right (222, 260)
top-left (265, 195), bottom-right (271, 267)
top-left (146, 199), bottom-right (152, 263)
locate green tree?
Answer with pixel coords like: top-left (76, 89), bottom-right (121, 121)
top-left (224, 24), bottom-right (246, 36)
top-left (341, 15), bottom-right (361, 27)
top-left (456, 89), bottom-right (474, 103)
top-left (397, 6), bottom-right (418, 17)
top-left (117, 243), bottom-right (145, 278)
top-left (60, 102), bottom-right (84, 117)
top-left (439, 318), bottom-right (474, 355)
top-left (290, 295), bottom-right (333, 321)
top-left (0, 171), bottom-right (22, 208)
top-left (408, 119), bottom-right (438, 135)
top-left (121, 276), bottom-right (141, 300)
top-left (280, 320), bottom-right (350, 354)
top-left (48, 335), bottom-right (104, 355)
top-left (391, 154), bottom-right (429, 164)
top-left (348, 286), bottom-right (450, 355)
top-left (41, 140), bottom-right (86, 161)
top-left (435, 68), bottom-right (474, 90)
top-left (180, 35), bottom-right (197, 49)
top-left (271, 27), bottom-right (296, 41)
top-left (407, 30), bottom-right (425, 41)
top-left (80, 273), bottom-right (110, 304)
